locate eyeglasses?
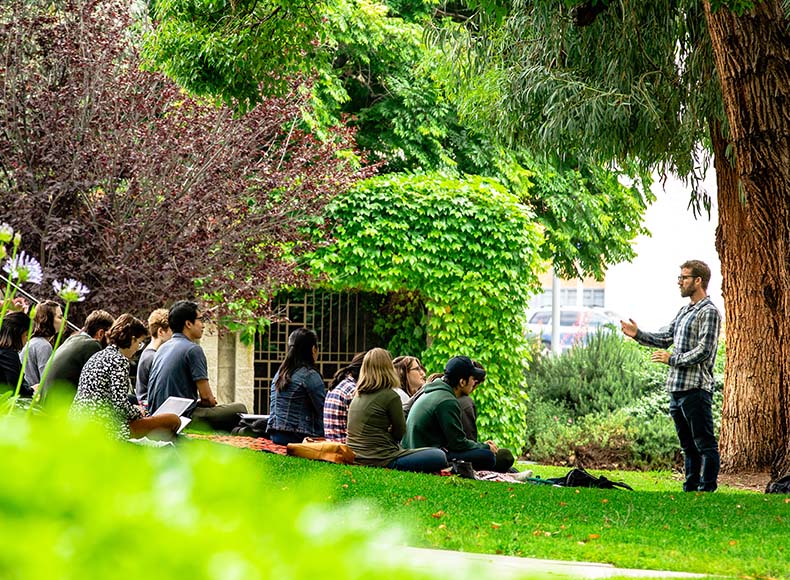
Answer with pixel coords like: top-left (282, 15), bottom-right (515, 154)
top-left (408, 366), bottom-right (424, 373)
top-left (677, 275), bottom-right (696, 281)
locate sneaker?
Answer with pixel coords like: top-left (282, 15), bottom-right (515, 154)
top-left (511, 469), bottom-right (534, 482)
top-left (451, 459), bottom-right (476, 479)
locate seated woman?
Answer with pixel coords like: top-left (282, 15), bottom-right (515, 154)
top-left (392, 355), bottom-right (426, 404)
top-left (0, 311), bottom-right (35, 397)
top-left (347, 348), bottom-right (447, 473)
top-left (323, 352), bottom-right (365, 443)
top-left (71, 314), bottom-right (180, 440)
top-left (21, 300), bottom-right (63, 388)
top-left (268, 328), bottom-right (325, 445)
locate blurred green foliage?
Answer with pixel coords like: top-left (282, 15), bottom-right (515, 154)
top-left (0, 410), bottom-right (449, 579)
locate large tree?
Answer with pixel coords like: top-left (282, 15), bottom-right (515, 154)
top-left (447, 0), bottom-right (790, 473)
top-left (0, 0), bottom-right (372, 324)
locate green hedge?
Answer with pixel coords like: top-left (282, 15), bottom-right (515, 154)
top-left (310, 173), bottom-right (543, 451)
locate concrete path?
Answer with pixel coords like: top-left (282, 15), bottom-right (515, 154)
top-left (399, 546), bottom-right (707, 579)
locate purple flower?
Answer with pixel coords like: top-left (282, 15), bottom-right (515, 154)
top-left (2, 251), bottom-right (43, 285)
top-left (53, 278), bottom-right (90, 302)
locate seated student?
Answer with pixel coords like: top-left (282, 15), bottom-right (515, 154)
top-left (0, 311), bottom-right (35, 397)
top-left (323, 352), bottom-right (365, 443)
top-left (403, 356), bottom-right (497, 471)
top-left (403, 371), bottom-right (441, 418)
top-left (20, 300), bottom-right (63, 388)
top-left (147, 301), bottom-right (246, 432)
top-left (135, 308), bottom-right (173, 407)
top-left (458, 360), bottom-right (515, 473)
top-left (71, 314), bottom-right (180, 439)
top-left (268, 328), bottom-right (325, 445)
top-left (347, 348), bottom-right (447, 473)
top-left (392, 356), bottom-right (426, 404)
top-left (39, 310), bottom-right (115, 407)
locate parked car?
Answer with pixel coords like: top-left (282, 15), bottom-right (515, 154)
top-left (526, 306), bottom-right (621, 353)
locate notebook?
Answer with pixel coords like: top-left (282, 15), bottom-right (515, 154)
top-left (152, 396), bottom-right (195, 433)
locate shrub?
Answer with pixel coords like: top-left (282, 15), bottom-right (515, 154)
top-left (524, 334), bottom-right (726, 470)
top-left (526, 331), bottom-right (651, 418)
top-left (0, 411), bottom-right (454, 579)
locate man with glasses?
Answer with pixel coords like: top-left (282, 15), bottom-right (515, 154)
top-left (621, 260), bottom-right (722, 491)
top-left (147, 300), bottom-right (246, 431)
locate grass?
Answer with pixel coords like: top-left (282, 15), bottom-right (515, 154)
top-left (200, 443), bottom-right (787, 579)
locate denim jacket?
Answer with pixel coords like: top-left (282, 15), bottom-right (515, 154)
top-left (269, 366), bottom-right (326, 437)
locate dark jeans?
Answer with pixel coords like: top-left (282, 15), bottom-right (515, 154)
top-left (445, 446), bottom-right (496, 471)
top-left (669, 389), bottom-right (720, 492)
top-left (388, 448), bottom-right (448, 473)
top-left (192, 403), bottom-right (248, 432)
top-left (270, 430), bottom-right (311, 446)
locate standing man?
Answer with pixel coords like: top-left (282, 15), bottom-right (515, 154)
top-left (403, 355), bottom-right (496, 471)
top-left (621, 260), bottom-right (722, 492)
top-left (147, 301), bottom-right (246, 431)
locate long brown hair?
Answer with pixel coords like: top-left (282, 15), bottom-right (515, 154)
top-left (392, 355), bottom-right (424, 396)
top-left (356, 348), bottom-right (400, 394)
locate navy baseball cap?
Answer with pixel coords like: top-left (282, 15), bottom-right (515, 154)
top-left (444, 356), bottom-right (486, 384)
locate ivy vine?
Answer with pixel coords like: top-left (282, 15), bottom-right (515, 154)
top-left (310, 172), bottom-right (543, 451)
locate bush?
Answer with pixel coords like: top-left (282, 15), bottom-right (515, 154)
top-left (523, 333), bottom-right (726, 470)
top-left (0, 411), bottom-right (458, 580)
top-left (526, 331), bottom-right (652, 418)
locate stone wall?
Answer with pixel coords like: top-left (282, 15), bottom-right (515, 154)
top-left (200, 325), bottom-right (254, 411)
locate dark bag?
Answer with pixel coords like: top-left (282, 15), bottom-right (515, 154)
top-left (546, 467), bottom-right (634, 490)
top-left (765, 475), bottom-right (790, 494)
top-left (231, 416), bottom-right (269, 438)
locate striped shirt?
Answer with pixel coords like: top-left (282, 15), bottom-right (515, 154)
top-left (635, 296), bottom-right (721, 393)
top-left (323, 377), bottom-right (357, 442)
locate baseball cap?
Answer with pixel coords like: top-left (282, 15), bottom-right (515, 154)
top-left (444, 356), bottom-right (486, 384)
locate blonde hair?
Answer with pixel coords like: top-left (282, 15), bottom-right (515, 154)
top-left (147, 308), bottom-right (170, 337)
top-left (356, 348), bottom-right (400, 394)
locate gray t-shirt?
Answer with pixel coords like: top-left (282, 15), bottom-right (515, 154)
top-left (146, 333), bottom-right (207, 415)
top-left (21, 336), bottom-right (53, 386)
top-left (135, 345), bottom-right (157, 403)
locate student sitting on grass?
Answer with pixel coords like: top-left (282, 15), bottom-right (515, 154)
top-left (346, 348), bottom-right (448, 473)
top-left (71, 314), bottom-right (180, 440)
top-left (458, 360), bottom-right (516, 473)
top-left (323, 352), bottom-right (366, 443)
top-left (392, 355), bottom-right (426, 404)
top-left (135, 308), bottom-right (172, 407)
top-left (403, 356), bottom-right (496, 471)
top-left (268, 327), bottom-right (325, 445)
top-left (0, 311), bottom-right (35, 397)
top-left (20, 300), bottom-right (63, 388)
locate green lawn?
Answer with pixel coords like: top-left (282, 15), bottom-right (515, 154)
top-left (221, 444), bottom-right (788, 579)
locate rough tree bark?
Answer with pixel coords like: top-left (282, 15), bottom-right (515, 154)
top-left (704, 0), bottom-right (790, 474)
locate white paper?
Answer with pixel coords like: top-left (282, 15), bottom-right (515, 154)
top-left (153, 396), bottom-right (194, 417)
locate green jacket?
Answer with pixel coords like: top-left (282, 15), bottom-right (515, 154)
top-left (402, 378), bottom-right (488, 452)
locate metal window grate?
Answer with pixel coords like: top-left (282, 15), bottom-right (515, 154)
top-left (253, 291), bottom-right (378, 414)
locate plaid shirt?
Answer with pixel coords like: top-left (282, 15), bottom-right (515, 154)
top-left (635, 296), bottom-right (721, 393)
top-left (323, 377), bottom-right (357, 442)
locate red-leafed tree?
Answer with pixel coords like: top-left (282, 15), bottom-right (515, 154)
top-left (0, 0), bottom-right (375, 326)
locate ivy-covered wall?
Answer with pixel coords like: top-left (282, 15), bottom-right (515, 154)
top-left (310, 173), bottom-right (543, 451)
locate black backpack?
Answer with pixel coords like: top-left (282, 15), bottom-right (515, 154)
top-left (765, 475), bottom-right (790, 494)
top-left (544, 467), bottom-right (634, 490)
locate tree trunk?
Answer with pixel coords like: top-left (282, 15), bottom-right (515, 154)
top-left (704, 0), bottom-right (790, 475)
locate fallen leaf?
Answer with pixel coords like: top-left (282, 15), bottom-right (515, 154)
top-left (342, 484), bottom-right (348, 489)
top-left (438, 524), bottom-right (446, 530)
top-left (588, 534), bottom-right (600, 540)
top-left (601, 499), bottom-right (609, 504)
top-left (728, 540), bottom-right (737, 546)
top-left (414, 495), bottom-right (426, 501)
top-left (432, 510), bottom-right (445, 519)
top-left (491, 523), bottom-right (501, 529)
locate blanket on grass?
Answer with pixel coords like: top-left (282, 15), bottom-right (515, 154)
top-left (185, 433), bottom-right (288, 455)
